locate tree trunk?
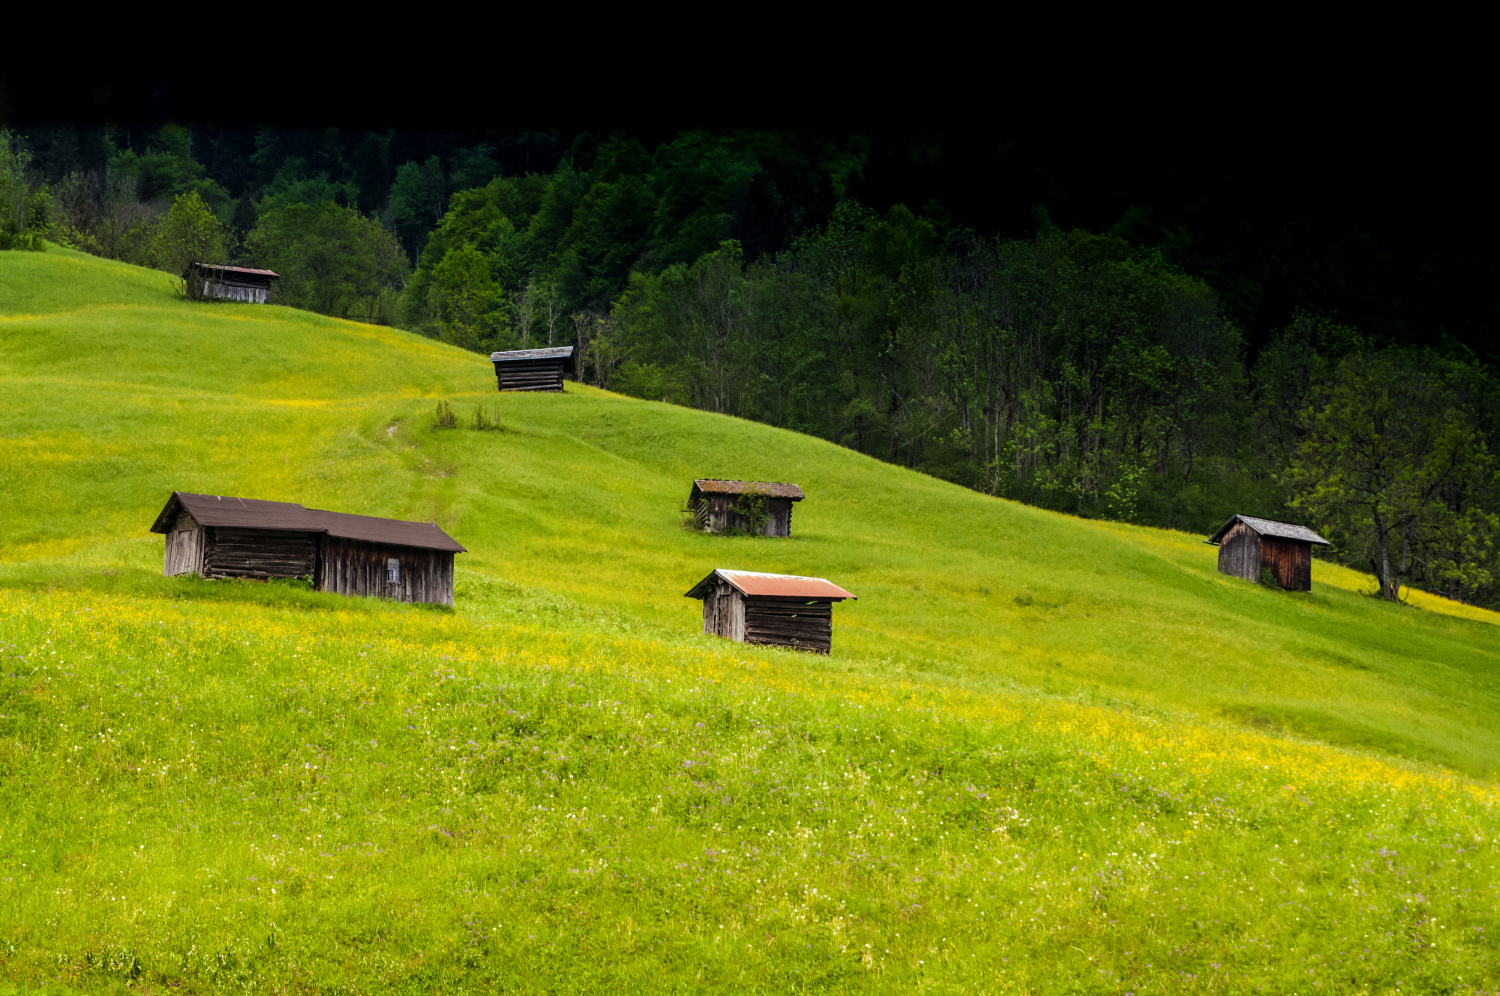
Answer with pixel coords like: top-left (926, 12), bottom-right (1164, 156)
top-left (1376, 514), bottom-right (1394, 600)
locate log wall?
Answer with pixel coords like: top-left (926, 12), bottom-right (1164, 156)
top-left (318, 536), bottom-right (455, 605)
top-left (744, 597), bottom-right (832, 653)
top-left (495, 359), bottom-right (565, 392)
top-left (203, 528), bottom-right (318, 580)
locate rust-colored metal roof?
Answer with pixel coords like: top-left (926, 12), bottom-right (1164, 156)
top-left (150, 492), bottom-right (466, 553)
top-left (691, 479), bottom-right (805, 501)
top-left (189, 262), bottom-right (280, 279)
top-left (1206, 514), bottom-right (1329, 546)
top-left (685, 569), bottom-right (855, 601)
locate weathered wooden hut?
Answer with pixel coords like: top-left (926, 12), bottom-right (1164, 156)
top-left (1206, 514), bottom-right (1330, 591)
top-left (151, 492), bottom-right (466, 605)
top-left (490, 346), bottom-right (576, 392)
top-left (187, 263), bottom-right (280, 303)
top-left (688, 480), bottom-right (805, 537)
top-left (685, 569), bottom-right (855, 653)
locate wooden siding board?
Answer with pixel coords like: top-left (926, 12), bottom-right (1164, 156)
top-left (702, 495), bottom-right (794, 537)
top-left (1260, 536), bottom-right (1312, 591)
top-left (317, 536), bottom-right (454, 605)
top-left (1217, 521), bottom-right (1260, 581)
top-left (164, 525), bottom-right (205, 576)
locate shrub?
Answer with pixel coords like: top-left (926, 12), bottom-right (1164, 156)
top-left (472, 405), bottom-right (501, 431)
top-left (432, 400), bottom-right (458, 429)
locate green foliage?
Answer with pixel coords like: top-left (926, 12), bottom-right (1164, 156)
top-left (149, 191), bottom-right (228, 299)
top-left (432, 399), bottom-right (458, 429)
top-left (246, 200), bottom-right (408, 322)
top-left (389, 155), bottom-right (446, 258)
top-left (1284, 348), bottom-right (1499, 602)
top-left (0, 131), bottom-right (48, 252)
top-left (106, 124), bottom-right (229, 211)
top-left (3, 249), bottom-right (1500, 991)
top-left (603, 214), bottom-right (1251, 534)
top-left (429, 243), bottom-right (510, 350)
top-left (254, 157), bottom-right (357, 216)
top-left (471, 403), bottom-right (501, 431)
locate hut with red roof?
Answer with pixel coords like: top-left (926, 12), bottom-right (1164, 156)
top-left (685, 569), bottom-right (856, 653)
top-left (187, 263), bottom-right (279, 303)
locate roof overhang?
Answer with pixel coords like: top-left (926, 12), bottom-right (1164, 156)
top-left (490, 346), bottom-right (576, 370)
top-left (690, 479), bottom-right (806, 501)
top-left (685, 568), bottom-right (855, 601)
top-left (1206, 513), bottom-right (1330, 546)
top-left (149, 491), bottom-right (466, 552)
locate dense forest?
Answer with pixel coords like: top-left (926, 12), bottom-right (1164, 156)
top-left (3, 123), bottom-right (1497, 607)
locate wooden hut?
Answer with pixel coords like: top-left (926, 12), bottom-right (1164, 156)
top-left (187, 263), bottom-right (279, 303)
top-left (685, 569), bottom-right (855, 653)
top-left (688, 480), bottom-right (805, 537)
top-left (150, 492), bottom-right (466, 605)
top-left (1206, 514), bottom-right (1330, 591)
top-left (490, 346), bottom-right (576, 392)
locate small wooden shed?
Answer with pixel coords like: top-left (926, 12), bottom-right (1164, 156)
top-left (490, 346), bottom-right (576, 392)
top-left (689, 480), bottom-right (805, 537)
top-left (1207, 514), bottom-right (1330, 591)
top-left (151, 492), bottom-right (466, 605)
top-left (685, 569), bottom-right (855, 654)
top-left (188, 263), bottom-right (279, 303)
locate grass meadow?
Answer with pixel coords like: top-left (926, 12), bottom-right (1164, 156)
top-left (2, 246), bottom-right (1499, 993)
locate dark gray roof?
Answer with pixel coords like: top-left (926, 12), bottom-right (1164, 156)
top-left (691, 479), bottom-right (806, 501)
top-left (490, 346), bottom-right (575, 363)
top-left (150, 492), bottom-right (466, 552)
top-left (1207, 514), bottom-right (1329, 546)
top-left (189, 262), bottom-right (279, 279)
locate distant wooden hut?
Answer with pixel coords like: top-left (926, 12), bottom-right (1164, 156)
top-left (150, 492), bottom-right (466, 605)
top-left (490, 346), bottom-right (576, 392)
top-left (187, 263), bottom-right (279, 303)
top-left (688, 480), bottom-right (805, 537)
top-left (1207, 514), bottom-right (1330, 591)
top-left (685, 569), bottom-right (855, 653)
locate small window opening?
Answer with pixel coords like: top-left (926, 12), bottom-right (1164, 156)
top-left (387, 558), bottom-right (400, 584)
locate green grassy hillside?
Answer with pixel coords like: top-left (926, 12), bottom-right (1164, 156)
top-left (2, 247), bottom-right (1498, 993)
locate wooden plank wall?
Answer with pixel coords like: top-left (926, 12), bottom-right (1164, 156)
top-left (701, 582), bottom-right (746, 641)
top-left (704, 496), bottom-right (793, 537)
top-left (203, 528), bottom-right (318, 580)
top-left (318, 537), bottom-right (455, 606)
top-left (1260, 537), bottom-right (1312, 590)
top-left (164, 525), bottom-right (205, 576)
top-left (744, 598), bottom-right (833, 653)
top-left (495, 359), bottom-right (565, 392)
top-left (1216, 521), bottom-right (1260, 581)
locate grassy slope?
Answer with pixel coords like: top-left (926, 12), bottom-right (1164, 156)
top-left (2, 248), bottom-right (1499, 993)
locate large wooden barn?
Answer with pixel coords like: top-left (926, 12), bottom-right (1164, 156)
top-left (187, 263), bottom-right (280, 303)
top-left (688, 480), bottom-right (805, 537)
top-left (490, 346), bottom-right (576, 392)
top-left (1207, 514), bottom-right (1330, 591)
top-left (151, 492), bottom-right (465, 605)
top-left (685, 569), bottom-right (855, 654)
